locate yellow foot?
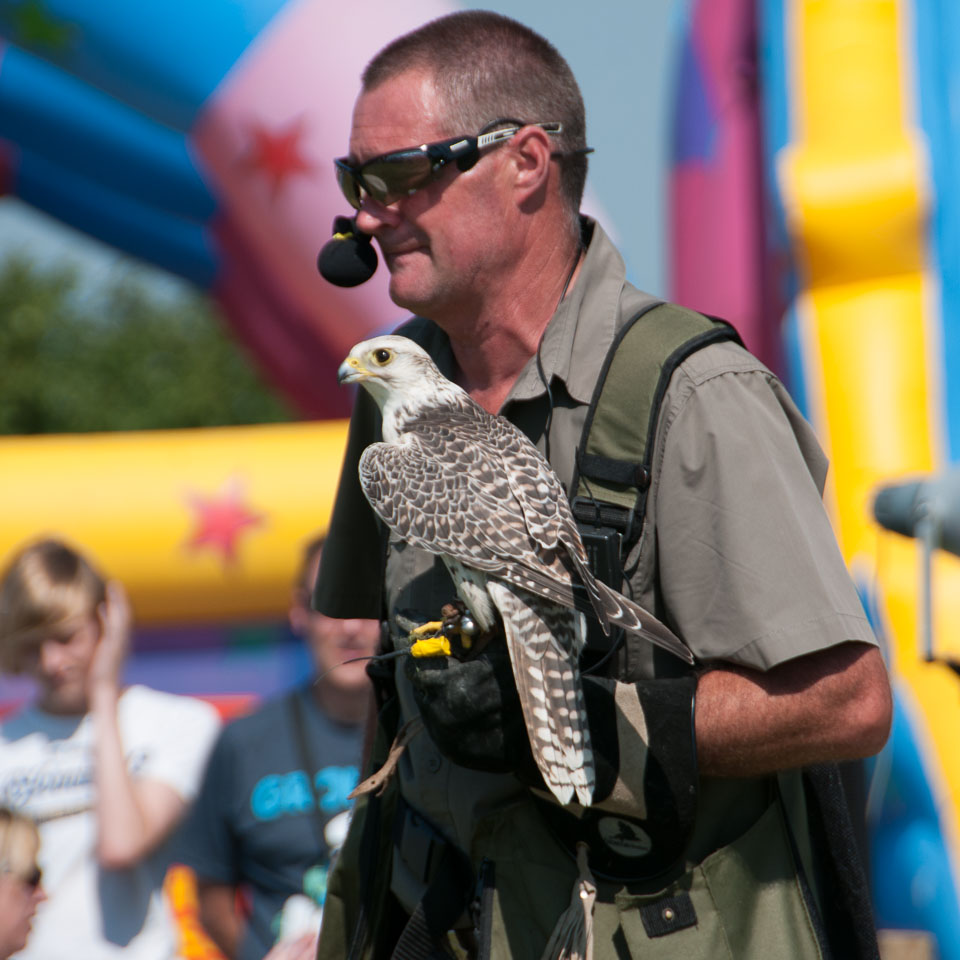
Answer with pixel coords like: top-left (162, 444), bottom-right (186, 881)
top-left (408, 620), bottom-right (444, 640)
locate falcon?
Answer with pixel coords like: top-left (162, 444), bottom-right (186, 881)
top-left (339, 335), bottom-right (693, 806)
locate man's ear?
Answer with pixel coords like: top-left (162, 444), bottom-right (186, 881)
top-left (508, 125), bottom-right (554, 204)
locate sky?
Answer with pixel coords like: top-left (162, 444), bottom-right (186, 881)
top-left (0, 0), bottom-right (686, 301)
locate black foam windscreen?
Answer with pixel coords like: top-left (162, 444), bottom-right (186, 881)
top-left (317, 216), bottom-right (378, 287)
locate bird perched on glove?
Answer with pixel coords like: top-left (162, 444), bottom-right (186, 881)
top-left (339, 334), bottom-right (693, 806)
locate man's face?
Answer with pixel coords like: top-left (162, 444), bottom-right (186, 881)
top-left (348, 69), bottom-right (513, 325)
top-left (292, 553), bottom-right (380, 694)
top-left (20, 617), bottom-right (99, 715)
top-left (301, 611), bottom-right (381, 694)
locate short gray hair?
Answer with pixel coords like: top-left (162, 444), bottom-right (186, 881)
top-left (362, 11), bottom-right (588, 222)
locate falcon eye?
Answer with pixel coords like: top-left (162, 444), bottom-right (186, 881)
top-left (372, 348), bottom-right (392, 366)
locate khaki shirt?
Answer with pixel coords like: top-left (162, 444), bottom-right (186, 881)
top-left (315, 219), bottom-right (876, 915)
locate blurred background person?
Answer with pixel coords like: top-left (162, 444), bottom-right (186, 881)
top-left (0, 538), bottom-right (221, 959)
top-left (0, 808), bottom-right (45, 959)
top-left (178, 535), bottom-right (379, 960)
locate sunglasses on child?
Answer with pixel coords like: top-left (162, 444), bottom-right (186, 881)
top-left (334, 120), bottom-right (564, 210)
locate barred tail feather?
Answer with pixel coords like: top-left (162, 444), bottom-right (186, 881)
top-left (487, 581), bottom-right (594, 806)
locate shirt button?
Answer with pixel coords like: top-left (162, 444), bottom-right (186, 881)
top-left (425, 752), bottom-right (442, 773)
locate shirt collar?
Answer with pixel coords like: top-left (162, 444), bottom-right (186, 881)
top-left (506, 217), bottom-right (629, 407)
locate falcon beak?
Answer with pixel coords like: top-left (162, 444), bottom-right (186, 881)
top-left (338, 356), bottom-right (368, 385)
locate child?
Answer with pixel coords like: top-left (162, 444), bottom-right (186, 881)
top-left (0, 538), bottom-right (220, 959)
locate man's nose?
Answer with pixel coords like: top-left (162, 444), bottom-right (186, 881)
top-left (355, 197), bottom-right (401, 235)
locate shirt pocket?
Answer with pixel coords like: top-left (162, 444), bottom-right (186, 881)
top-left (612, 872), bottom-right (732, 960)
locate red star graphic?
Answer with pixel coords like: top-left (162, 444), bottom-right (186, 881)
top-left (185, 479), bottom-right (265, 565)
top-left (242, 116), bottom-right (314, 195)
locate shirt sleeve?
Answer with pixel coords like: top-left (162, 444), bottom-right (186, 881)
top-left (173, 726), bottom-right (241, 884)
top-left (653, 365), bottom-right (876, 670)
top-left (128, 690), bottom-right (221, 802)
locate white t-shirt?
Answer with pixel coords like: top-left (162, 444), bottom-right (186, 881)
top-left (0, 685), bottom-right (220, 960)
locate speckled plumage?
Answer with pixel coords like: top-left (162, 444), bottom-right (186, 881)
top-left (338, 335), bottom-right (692, 806)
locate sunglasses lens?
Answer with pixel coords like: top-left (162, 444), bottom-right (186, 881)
top-left (361, 153), bottom-right (434, 205)
top-left (26, 866), bottom-right (41, 889)
top-left (335, 163), bottom-right (362, 210)
top-left (335, 152), bottom-right (436, 208)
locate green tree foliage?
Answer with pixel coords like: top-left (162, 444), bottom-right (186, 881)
top-left (0, 257), bottom-right (294, 434)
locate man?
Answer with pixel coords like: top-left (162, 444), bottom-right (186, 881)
top-left (314, 11), bottom-right (892, 959)
top-left (177, 536), bottom-right (380, 960)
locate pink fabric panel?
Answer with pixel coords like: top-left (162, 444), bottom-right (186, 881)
top-left (193, 0), bottom-right (456, 379)
top-left (669, 0), bottom-right (782, 372)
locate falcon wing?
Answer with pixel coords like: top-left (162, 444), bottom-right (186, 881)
top-left (358, 407), bottom-right (565, 579)
top-left (361, 404), bottom-right (694, 665)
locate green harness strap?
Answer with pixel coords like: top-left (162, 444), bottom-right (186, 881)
top-left (570, 301), bottom-right (744, 564)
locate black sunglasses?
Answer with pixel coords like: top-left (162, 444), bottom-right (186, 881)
top-left (334, 120), bottom-right (564, 210)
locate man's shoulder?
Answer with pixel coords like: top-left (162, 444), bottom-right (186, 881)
top-left (600, 298), bottom-right (758, 394)
top-left (219, 690), bottom-right (296, 743)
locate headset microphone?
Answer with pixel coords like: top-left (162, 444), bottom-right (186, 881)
top-left (316, 215), bottom-right (378, 287)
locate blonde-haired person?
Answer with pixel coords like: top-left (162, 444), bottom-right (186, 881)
top-left (0, 808), bottom-right (45, 959)
top-left (0, 538), bottom-right (220, 960)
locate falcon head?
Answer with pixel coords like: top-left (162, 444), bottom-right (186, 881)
top-left (339, 335), bottom-right (461, 415)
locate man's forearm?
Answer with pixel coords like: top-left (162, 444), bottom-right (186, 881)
top-left (694, 641), bottom-right (891, 778)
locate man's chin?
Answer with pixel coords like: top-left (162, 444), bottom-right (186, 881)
top-left (386, 258), bottom-right (436, 311)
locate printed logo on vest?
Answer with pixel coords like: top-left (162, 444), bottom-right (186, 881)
top-left (597, 817), bottom-right (652, 858)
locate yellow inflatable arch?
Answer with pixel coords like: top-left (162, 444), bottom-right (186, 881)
top-left (0, 420), bottom-right (350, 624)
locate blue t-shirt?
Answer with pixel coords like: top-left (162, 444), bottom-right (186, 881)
top-left (177, 686), bottom-right (364, 960)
